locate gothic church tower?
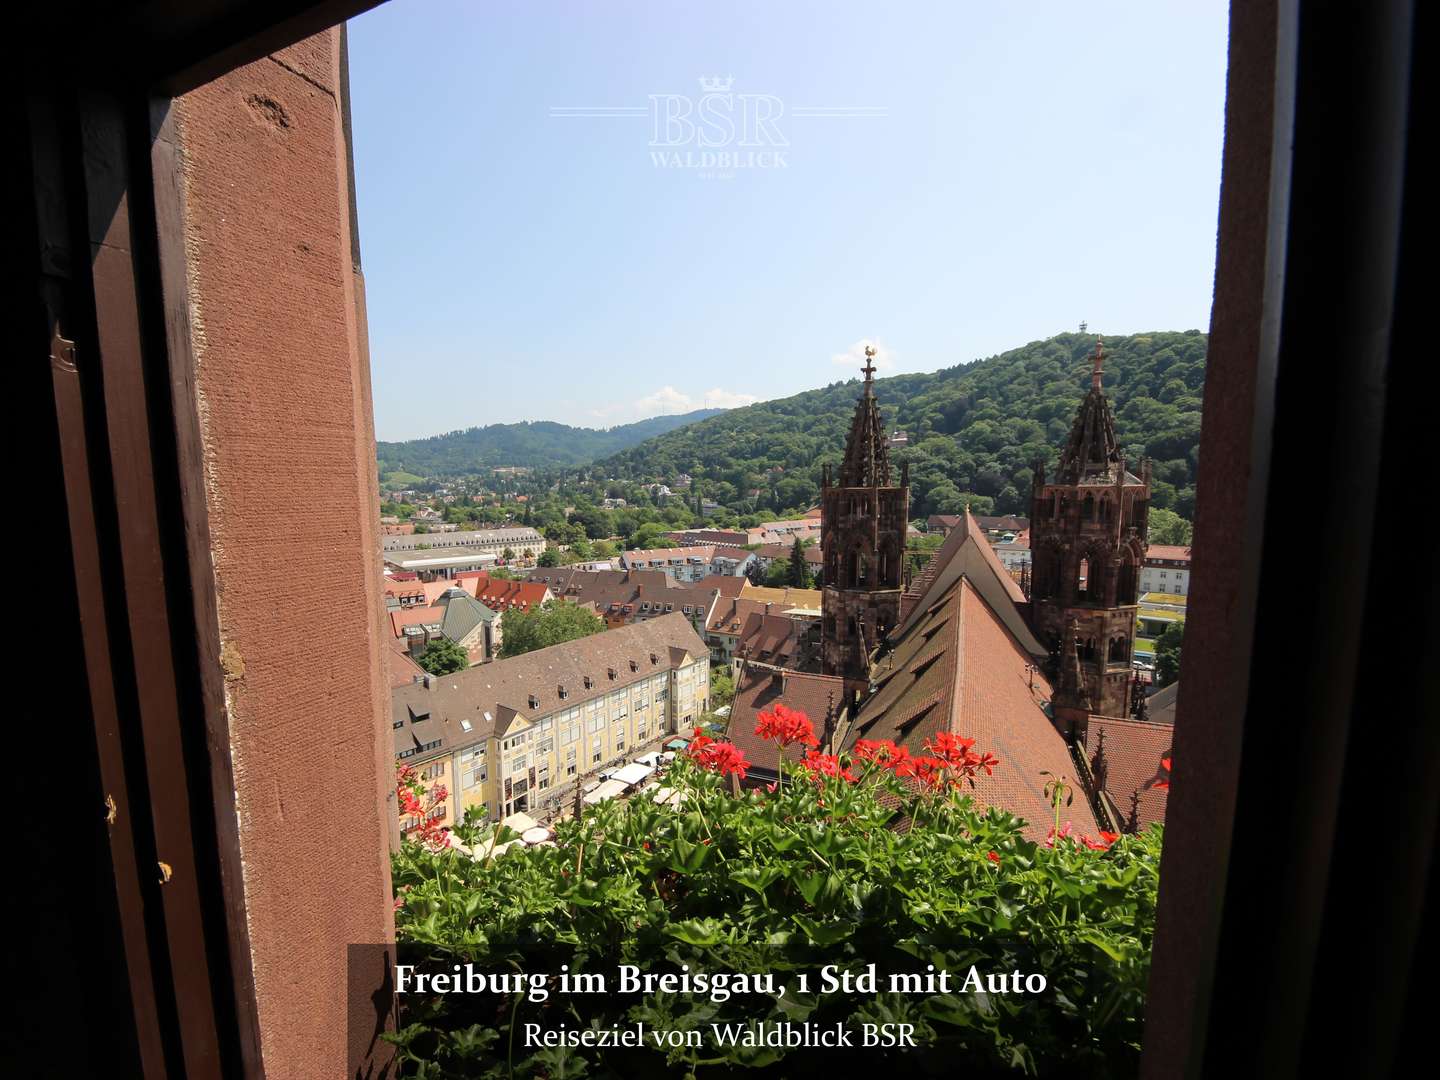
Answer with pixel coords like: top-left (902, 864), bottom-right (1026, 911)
top-left (821, 347), bottom-right (910, 693)
top-left (1028, 340), bottom-right (1150, 725)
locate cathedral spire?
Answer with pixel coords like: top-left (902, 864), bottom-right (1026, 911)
top-left (1056, 338), bottom-right (1122, 484)
top-left (839, 345), bottom-right (891, 487)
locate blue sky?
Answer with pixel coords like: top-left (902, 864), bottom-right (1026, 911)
top-left (349, 1), bottom-right (1228, 441)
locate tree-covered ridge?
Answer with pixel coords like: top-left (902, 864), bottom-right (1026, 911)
top-left (378, 408), bottom-right (726, 476)
top-left (597, 332), bottom-right (1206, 519)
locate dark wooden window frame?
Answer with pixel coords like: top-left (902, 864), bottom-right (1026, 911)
top-left (14, 0), bottom-right (1426, 1076)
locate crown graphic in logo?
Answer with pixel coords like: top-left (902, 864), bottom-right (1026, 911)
top-left (698, 75), bottom-right (735, 93)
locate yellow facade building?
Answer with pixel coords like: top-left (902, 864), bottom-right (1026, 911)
top-left (393, 612), bottom-right (710, 830)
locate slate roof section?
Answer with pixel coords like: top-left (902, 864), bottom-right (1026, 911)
top-left (844, 575), bottom-right (1096, 840)
top-left (438, 591), bottom-right (497, 644)
top-left (1145, 681), bottom-right (1179, 725)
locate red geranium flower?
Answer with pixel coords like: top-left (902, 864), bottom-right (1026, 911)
top-left (754, 704), bottom-right (819, 749)
top-left (686, 737), bottom-right (750, 781)
top-left (799, 750), bottom-right (857, 784)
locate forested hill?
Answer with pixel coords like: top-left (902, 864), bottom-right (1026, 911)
top-left (597, 331), bottom-right (1206, 520)
top-left (377, 409), bottom-right (724, 476)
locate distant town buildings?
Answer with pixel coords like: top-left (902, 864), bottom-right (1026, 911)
top-left (747, 518), bottom-right (822, 546)
top-left (619, 545), bottom-right (754, 582)
top-left (381, 526), bottom-right (546, 579)
top-left (383, 526), bottom-right (545, 557)
top-left (524, 566), bottom-right (745, 639)
top-left (750, 541), bottom-right (824, 577)
top-left (665, 528), bottom-right (750, 547)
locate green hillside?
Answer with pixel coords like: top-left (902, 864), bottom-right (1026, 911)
top-left (597, 331), bottom-right (1206, 520)
top-left (377, 409), bottom-right (724, 477)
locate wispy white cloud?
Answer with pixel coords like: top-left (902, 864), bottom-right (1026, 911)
top-left (588, 385), bottom-right (761, 423)
top-left (831, 337), bottom-right (898, 372)
top-left (634, 385), bottom-right (695, 416)
top-left (701, 387), bottom-right (761, 409)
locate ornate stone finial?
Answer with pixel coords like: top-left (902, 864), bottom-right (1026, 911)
top-left (862, 344), bottom-right (877, 381)
top-left (1091, 338), bottom-right (1106, 391)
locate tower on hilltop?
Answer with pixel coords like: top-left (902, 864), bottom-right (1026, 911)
top-left (821, 346), bottom-right (910, 694)
top-left (1028, 339), bottom-right (1151, 728)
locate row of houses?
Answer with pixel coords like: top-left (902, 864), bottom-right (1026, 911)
top-left (618, 544), bottom-right (755, 581)
top-left (382, 526), bottom-right (545, 557)
top-left (393, 614), bottom-right (711, 827)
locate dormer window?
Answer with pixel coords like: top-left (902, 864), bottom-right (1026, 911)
top-left (528, 694), bottom-right (540, 709)
top-left (558, 685), bottom-right (568, 699)
top-left (650, 652), bottom-right (659, 665)
top-left (608, 667), bottom-right (617, 680)
top-left (583, 675), bottom-right (593, 689)
top-left (629, 659), bottom-right (638, 672)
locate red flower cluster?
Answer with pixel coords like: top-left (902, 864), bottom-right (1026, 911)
top-left (798, 749), bottom-right (857, 784)
top-left (754, 704), bottom-right (819, 749)
top-left (1045, 822), bottom-right (1122, 851)
top-left (396, 761), bottom-right (451, 852)
top-left (851, 733), bottom-right (1000, 792)
top-left (685, 728), bottom-right (751, 780)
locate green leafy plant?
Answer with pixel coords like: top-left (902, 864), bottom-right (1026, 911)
top-left (390, 714), bottom-right (1161, 1077)
top-left (417, 637), bottom-right (470, 675)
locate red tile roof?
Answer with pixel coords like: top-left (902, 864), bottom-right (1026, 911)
top-left (1144, 544), bottom-right (1192, 564)
top-left (466, 574), bottom-right (552, 612)
top-left (385, 635), bottom-right (427, 689)
top-left (898, 508), bottom-right (1042, 656)
top-left (388, 604), bottom-right (444, 637)
top-left (726, 668), bottom-right (848, 771)
top-left (847, 575), bottom-right (1096, 840)
top-left (1084, 715), bottom-right (1171, 832)
top-left (733, 612), bottom-right (810, 669)
top-left (706, 596), bottom-right (771, 635)
top-left (383, 577), bottom-right (426, 601)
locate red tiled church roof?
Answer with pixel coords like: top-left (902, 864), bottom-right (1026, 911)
top-left (1084, 715), bottom-right (1171, 832)
top-left (845, 575), bottom-right (1096, 840)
